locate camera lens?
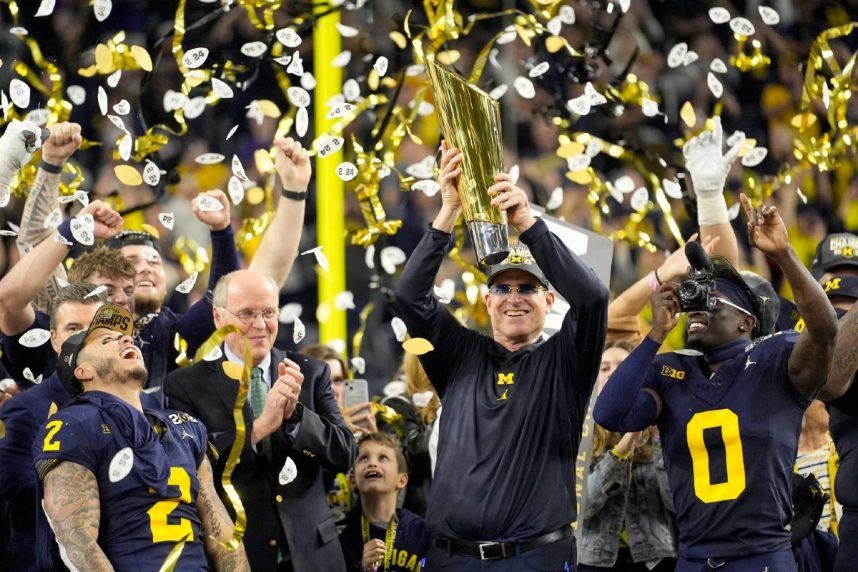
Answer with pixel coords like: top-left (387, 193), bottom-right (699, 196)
top-left (679, 280), bottom-right (708, 312)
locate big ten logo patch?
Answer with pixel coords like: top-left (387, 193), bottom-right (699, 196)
top-left (660, 365), bottom-right (686, 380)
top-left (496, 372), bottom-right (515, 400)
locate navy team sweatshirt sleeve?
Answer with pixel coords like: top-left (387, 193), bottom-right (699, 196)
top-left (594, 336), bottom-right (662, 431)
top-left (175, 225), bottom-right (240, 353)
top-left (520, 218), bottom-right (609, 403)
top-left (394, 227), bottom-right (473, 397)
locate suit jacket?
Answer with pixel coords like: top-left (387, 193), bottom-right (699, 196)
top-left (165, 348), bottom-right (356, 572)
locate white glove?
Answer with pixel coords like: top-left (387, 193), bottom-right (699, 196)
top-left (683, 117), bottom-right (740, 225)
top-left (0, 120), bottom-right (48, 204)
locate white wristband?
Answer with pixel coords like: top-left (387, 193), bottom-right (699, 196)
top-left (697, 193), bottom-right (729, 226)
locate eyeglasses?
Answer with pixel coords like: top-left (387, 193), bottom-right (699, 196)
top-left (488, 283), bottom-right (546, 297)
top-left (710, 296), bottom-right (755, 318)
top-left (220, 307), bottom-right (279, 324)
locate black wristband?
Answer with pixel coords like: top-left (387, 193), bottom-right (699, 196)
top-left (654, 267), bottom-right (662, 285)
top-left (39, 160), bottom-right (63, 174)
top-left (280, 188), bottom-right (307, 201)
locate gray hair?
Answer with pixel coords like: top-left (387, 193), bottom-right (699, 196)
top-left (49, 283), bottom-right (108, 330)
top-left (212, 271), bottom-right (278, 308)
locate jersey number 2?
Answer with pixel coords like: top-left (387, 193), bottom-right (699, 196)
top-left (686, 409), bottom-right (746, 503)
top-left (148, 467), bottom-right (193, 543)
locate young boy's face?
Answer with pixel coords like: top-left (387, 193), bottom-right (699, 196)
top-left (354, 441), bottom-right (407, 495)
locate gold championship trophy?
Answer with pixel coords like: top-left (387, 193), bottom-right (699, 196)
top-left (427, 60), bottom-right (509, 265)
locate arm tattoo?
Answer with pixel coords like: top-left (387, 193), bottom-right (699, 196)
top-left (196, 458), bottom-right (250, 572)
top-left (43, 462), bottom-right (114, 572)
top-left (17, 168), bottom-right (67, 312)
top-left (828, 305), bottom-right (858, 397)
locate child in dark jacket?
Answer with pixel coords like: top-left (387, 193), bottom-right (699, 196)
top-left (340, 433), bottom-right (431, 572)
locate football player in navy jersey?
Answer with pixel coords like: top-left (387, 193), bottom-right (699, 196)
top-left (595, 194), bottom-right (841, 572)
top-left (32, 304), bottom-right (249, 572)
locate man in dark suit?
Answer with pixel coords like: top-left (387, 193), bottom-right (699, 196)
top-left (165, 269), bottom-right (356, 572)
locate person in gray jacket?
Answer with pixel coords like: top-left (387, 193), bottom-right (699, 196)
top-left (578, 341), bottom-right (677, 571)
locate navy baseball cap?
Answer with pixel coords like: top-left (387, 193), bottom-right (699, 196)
top-left (738, 270), bottom-right (781, 336)
top-left (57, 304), bottom-right (134, 397)
top-left (484, 245), bottom-right (549, 287)
top-left (811, 233), bottom-right (858, 279)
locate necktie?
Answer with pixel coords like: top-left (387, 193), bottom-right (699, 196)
top-left (251, 367), bottom-right (266, 420)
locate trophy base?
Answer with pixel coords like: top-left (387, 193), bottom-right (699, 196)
top-left (468, 221), bottom-right (509, 266)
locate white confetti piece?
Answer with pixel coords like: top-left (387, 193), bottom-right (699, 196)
top-left (667, 42), bottom-right (688, 68)
top-left (412, 179), bottom-right (440, 197)
top-left (211, 78), bottom-right (233, 99)
top-left (529, 61), bottom-right (550, 78)
top-left (231, 155), bottom-right (249, 181)
top-left (513, 76), bottom-right (535, 99)
top-left (143, 161), bottom-right (161, 186)
top-left (175, 271), bottom-right (199, 294)
top-left (758, 6), bottom-right (780, 26)
top-left (707, 72), bottom-right (723, 98)
top-left (741, 146), bottom-right (768, 167)
top-left (19, 328), bottom-right (50, 348)
top-left (9, 79), bottom-right (30, 109)
top-left (412, 390), bottom-right (434, 408)
top-left (287, 51), bottom-right (304, 76)
top-left (618, 0), bottom-right (630, 13)
top-left (74, 191), bottom-right (89, 207)
top-left (35, 0), bottom-right (55, 18)
top-left (226, 125), bottom-right (238, 140)
top-left (182, 47), bottom-right (209, 69)
top-left (726, 130), bottom-right (746, 147)
top-left (276, 27), bottom-right (302, 47)
top-left (351, 357), bottom-right (366, 375)
top-left (729, 17), bottom-right (755, 36)
top-left (25, 108), bottom-right (48, 126)
top-left (334, 291), bottom-right (355, 310)
top-left (183, 96), bottom-right (206, 119)
top-left (296, 106), bottom-right (308, 137)
top-left (196, 194), bottom-right (224, 212)
top-left (326, 102), bottom-right (354, 120)
top-left (489, 84), bottom-right (508, 100)
top-left (641, 98), bottom-right (659, 117)
top-left (279, 457), bottom-right (298, 485)
top-left (509, 164), bottom-right (520, 184)
top-left (93, 0), bottom-right (112, 21)
top-left (107, 114), bottom-right (128, 133)
top-left (710, 58), bottom-right (728, 74)
top-left (380, 246), bottom-right (406, 275)
top-left (293, 317), bottom-right (306, 344)
top-left (567, 94), bottom-right (590, 116)
top-left (162, 90), bottom-right (187, 112)
top-left (331, 50), bottom-right (351, 68)
top-left (373, 56), bottom-right (389, 77)
top-left (567, 154), bottom-right (591, 172)
top-left (106, 70), bottom-right (121, 88)
top-left (614, 175), bottom-right (635, 194)
top-left (278, 303), bottom-right (302, 324)
top-left (497, 26), bottom-right (517, 45)
top-left (335, 22), bottom-right (359, 37)
top-left (630, 187), bottom-right (649, 212)
top-left (406, 155), bottom-right (435, 179)
top-left (559, 4), bottom-right (576, 24)
top-left (112, 99), bottom-right (130, 116)
top-left (585, 139), bottom-right (602, 158)
top-left (44, 208), bottom-right (63, 230)
top-left (202, 345), bottom-right (223, 361)
top-left (316, 136), bottom-right (344, 158)
top-left (227, 176), bottom-right (244, 205)
top-left (67, 85), bottom-right (85, 105)
top-left (797, 188), bottom-right (808, 205)
top-left (287, 86), bottom-right (311, 108)
top-left (302, 246), bottom-right (329, 272)
top-left (336, 162), bottom-right (358, 181)
top-left (118, 134), bottom-right (132, 161)
top-left (273, 55), bottom-right (291, 66)
top-left (391, 317), bottom-right (407, 342)
top-left (662, 178), bottom-right (683, 199)
top-left (546, 17), bottom-right (562, 36)
top-left (9, 27), bottom-right (27, 36)
top-left (85, 284), bottom-right (108, 299)
top-left (300, 73), bottom-right (316, 92)
top-left (0, 229), bottom-right (17, 237)
top-left (683, 51), bottom-right (699, 67)
top-left (240, 41), bottom-right (267, 58)
top-left (158, 212), bottom-right (174, 230)
top-left (108, 448), bottom-right (134, 482)
top-left (584, 82), bottom-right (607, 106)
top-left (434, 278), bottom-right (456, 304)
top-left (546, 186), bottom-right (564, 210)
top-left (54, 234), bottom-right (72, 247)
top-left (709, 7), bottom-right (731, 24)
top-left (343, 79), bottom-right (361, 102)
top-left (70, 214), bottom-right (95, 246)
top-left (195, 153), bottom-right (225, 165)
top-left (22, 368), bottom-right (42, 384)
top-left (728, 201), bottom-right (741, 221)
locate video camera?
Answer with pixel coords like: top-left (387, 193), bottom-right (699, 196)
top-left (679, 241), bottom-right (716, 312)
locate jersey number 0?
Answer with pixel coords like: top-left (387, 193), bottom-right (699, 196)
top-left (686, 409), bottom-right (746, 503)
